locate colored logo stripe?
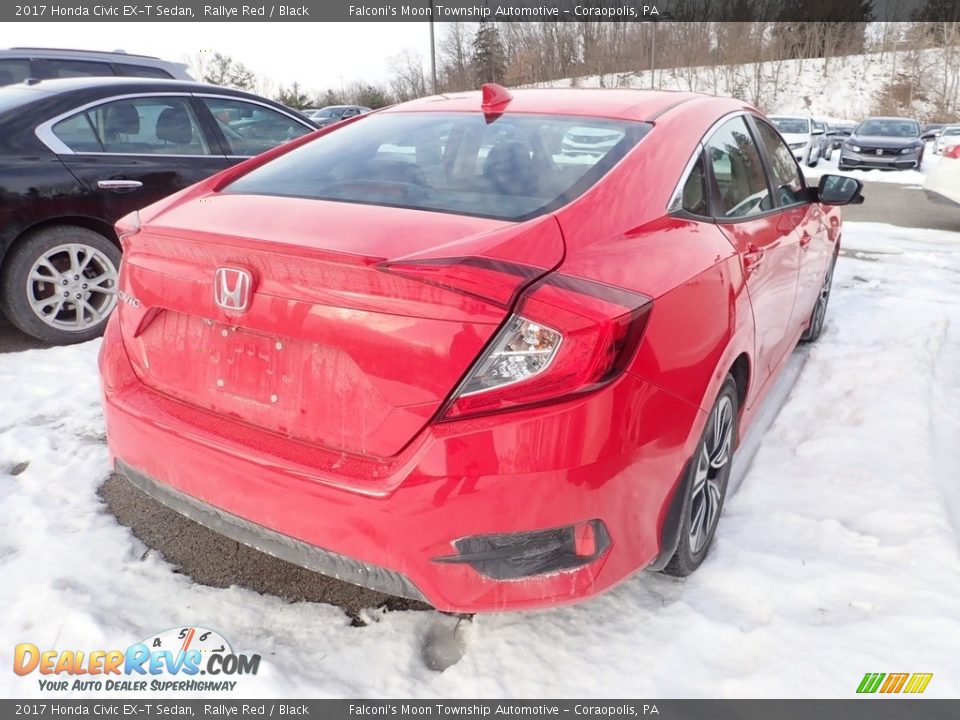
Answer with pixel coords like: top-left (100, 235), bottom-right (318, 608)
top-left (857, 672), bottom-right (932, 694)
top-left (904, 673), bottom-right (934, 694)
top-left (857, 673), bottom-right (885, 693)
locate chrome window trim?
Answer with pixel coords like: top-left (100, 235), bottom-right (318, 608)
top-left (35, 91), bottom-right (313, 157)
top-left (666, 110), bottom-right (750, 215)
top-left (666, 142), bottom-right (705, 214)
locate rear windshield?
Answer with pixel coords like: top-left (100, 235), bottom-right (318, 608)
top-left (857, 119), bottom-right (920, 137)
top-left (224, 112), bottom-right (649, 221)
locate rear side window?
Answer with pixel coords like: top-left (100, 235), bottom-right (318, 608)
top-left (53, 97), bottom-right (211, 155)
top-left (201, 97), bottom-right (311, 156)
top-left (706, 117), bottom-right (772, 219)
top-left (669, 154), bottom-right (710, 217)
top-left (225, 112), bottom-right (649, 221)
top-left (115, 63), bottom-right (173, 79)
top-left (0, 59), bottom-right (31, 86)
top-left (753, 120), bottom-right (805, 207)
top-left (44, 59), bottom-right (115, 79)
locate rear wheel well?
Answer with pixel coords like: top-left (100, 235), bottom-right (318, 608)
top-left (728, 353), bottom-right (750, 413)
top-left (2, 216), bottom-right (119, 270)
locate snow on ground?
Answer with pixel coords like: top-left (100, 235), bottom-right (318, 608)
top-left (1, 221), bottom-right (960, 698)
top-left (804, 146), bottom-right (941, 186)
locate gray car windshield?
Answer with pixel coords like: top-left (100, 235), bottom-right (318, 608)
top-left (771, 118), bottom-right (809, 134)
top-left (857, 119), bottom-right (920, 137)
top-left (224, 112), bottom-right (649, 221)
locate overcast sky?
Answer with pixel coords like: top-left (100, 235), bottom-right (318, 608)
top-left (8, 22), bottom-right (432, 92)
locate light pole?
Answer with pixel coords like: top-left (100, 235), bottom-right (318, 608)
top-left (429, 0), bottom-right (438, 94)
top-left (650, 21), bottom-right (657, 90)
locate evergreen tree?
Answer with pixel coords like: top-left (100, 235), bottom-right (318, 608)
top-left (472, 21), bottom-right (506, 86)
top-left (202, 53), bottom-right (257, 91)
top-left (276, 82), bottom-right (311, 110)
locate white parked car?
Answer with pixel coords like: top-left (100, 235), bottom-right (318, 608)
top-left (924, 144), bottom-right (960, 207)
top-left (768, 115), bottom-right (825, 167)
top-left (934, 125), bottom-right (960, 154)
top-left (560, 126), bottom-right (624, 157)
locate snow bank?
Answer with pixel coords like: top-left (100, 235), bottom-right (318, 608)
top-left (532, 47), bottom-right (950, 122)
top-left (1, 221), bottom-right (959, 698)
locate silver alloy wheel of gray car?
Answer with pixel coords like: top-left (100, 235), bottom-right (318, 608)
top-left (26, 242), bottom-right (118, 332)
top-left (688, 393), bottom-right (734, 555)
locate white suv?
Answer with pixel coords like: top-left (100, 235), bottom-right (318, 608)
top-left (768, 115), bottom-right (825, 167)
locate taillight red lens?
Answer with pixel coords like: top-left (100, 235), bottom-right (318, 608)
top-left (945, 144), bottom-right (960, 159)
top-left (442, 275), bottom-right (652, 420)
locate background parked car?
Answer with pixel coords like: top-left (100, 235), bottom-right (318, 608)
top-left (0, 47), bottom-right (192, 85)
top-left (309, 105), bottom-right (371, 127)
top-left (0, 77), bottom-right (316, 344)
top-left (934, 125), bottom-right (960, 154)
top-left (925, 143), bottom-right (960, 207)
top-left (768, 114), bottom-right (824, 166)
top-left (838, 116), bottom-right (926, 170)
top-left (820, 125), bottom-right (855, 160)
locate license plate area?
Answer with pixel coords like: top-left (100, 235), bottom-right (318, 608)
top-left (205, 320), bottom-right (289, 405)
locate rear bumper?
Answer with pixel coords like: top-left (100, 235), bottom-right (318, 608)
top-left (100, 315), bottom-right (704, 612)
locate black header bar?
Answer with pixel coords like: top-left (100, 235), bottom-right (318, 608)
top-left (4, 0), bottom-right (959, 23)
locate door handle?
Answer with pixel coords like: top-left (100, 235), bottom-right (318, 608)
top-left (97, 179), bottom-right (143, 190)
top-left (799, 231), bottom-right (812, 249)
top-left (743, 244), bottom-right (765, 273)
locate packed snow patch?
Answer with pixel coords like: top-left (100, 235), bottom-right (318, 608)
top-left (1, 221), bottom-right (959, 698)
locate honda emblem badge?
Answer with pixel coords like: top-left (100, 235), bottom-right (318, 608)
top-left (875, 148), bottom-right (883, 155)
top-left (214, 267), bottom-right (253, 312)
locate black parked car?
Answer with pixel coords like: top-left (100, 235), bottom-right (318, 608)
top-left (838, 116), bottom-right (927, 171)
top-left (308, 105), bottom-right (371, 128)
top-left (826, 124), bottom-right (855, 151)
top-left (0, 78), bottom-right (316, 344)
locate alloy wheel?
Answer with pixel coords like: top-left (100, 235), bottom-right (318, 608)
top-left (688, 394), bottom-right (734, 555)
top-left (810, 261), bottom-right (834, 337)
top-left (26, 242), bottom-right (118, 332)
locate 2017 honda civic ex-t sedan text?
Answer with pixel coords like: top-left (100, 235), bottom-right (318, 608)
top-left (100, 85), bottom-right (863, 612)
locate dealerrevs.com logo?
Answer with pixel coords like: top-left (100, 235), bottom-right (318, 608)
top-left (13, 626), bottom-right (261, 693)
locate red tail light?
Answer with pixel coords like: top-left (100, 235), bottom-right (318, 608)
top-left (944, 144), bottom-right (960, 159)
top-left (441, 275), bottom-right (652, 420)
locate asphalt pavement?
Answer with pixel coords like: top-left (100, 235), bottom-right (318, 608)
top-left (2, 178), bottom-right (956, 617)
top-left (841, 180), bottom-right (960, 232)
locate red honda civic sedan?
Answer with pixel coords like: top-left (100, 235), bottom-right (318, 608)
top-left (100, 85), bottom-right (863, 612)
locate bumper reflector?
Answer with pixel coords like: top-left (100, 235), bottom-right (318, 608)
top-left (433, 520), bottom-right (610, 580)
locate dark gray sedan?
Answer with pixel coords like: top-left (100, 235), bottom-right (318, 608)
top-left (838, 117), bottom-right (926, 170)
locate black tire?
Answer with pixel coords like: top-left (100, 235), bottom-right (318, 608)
top-left (660, 375), bottom-right (739, 577)
top-left (801, 253), bottom-right (837, 343)
top-left (0, 225), bottom-right (121, 345)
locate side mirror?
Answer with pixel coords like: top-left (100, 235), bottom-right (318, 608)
top-left (921, 132), bottom-right (936, 140)
top-left (812, 127), bottom-right (826, 136)
top-left (818, 174), bottom-right (864, 205)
